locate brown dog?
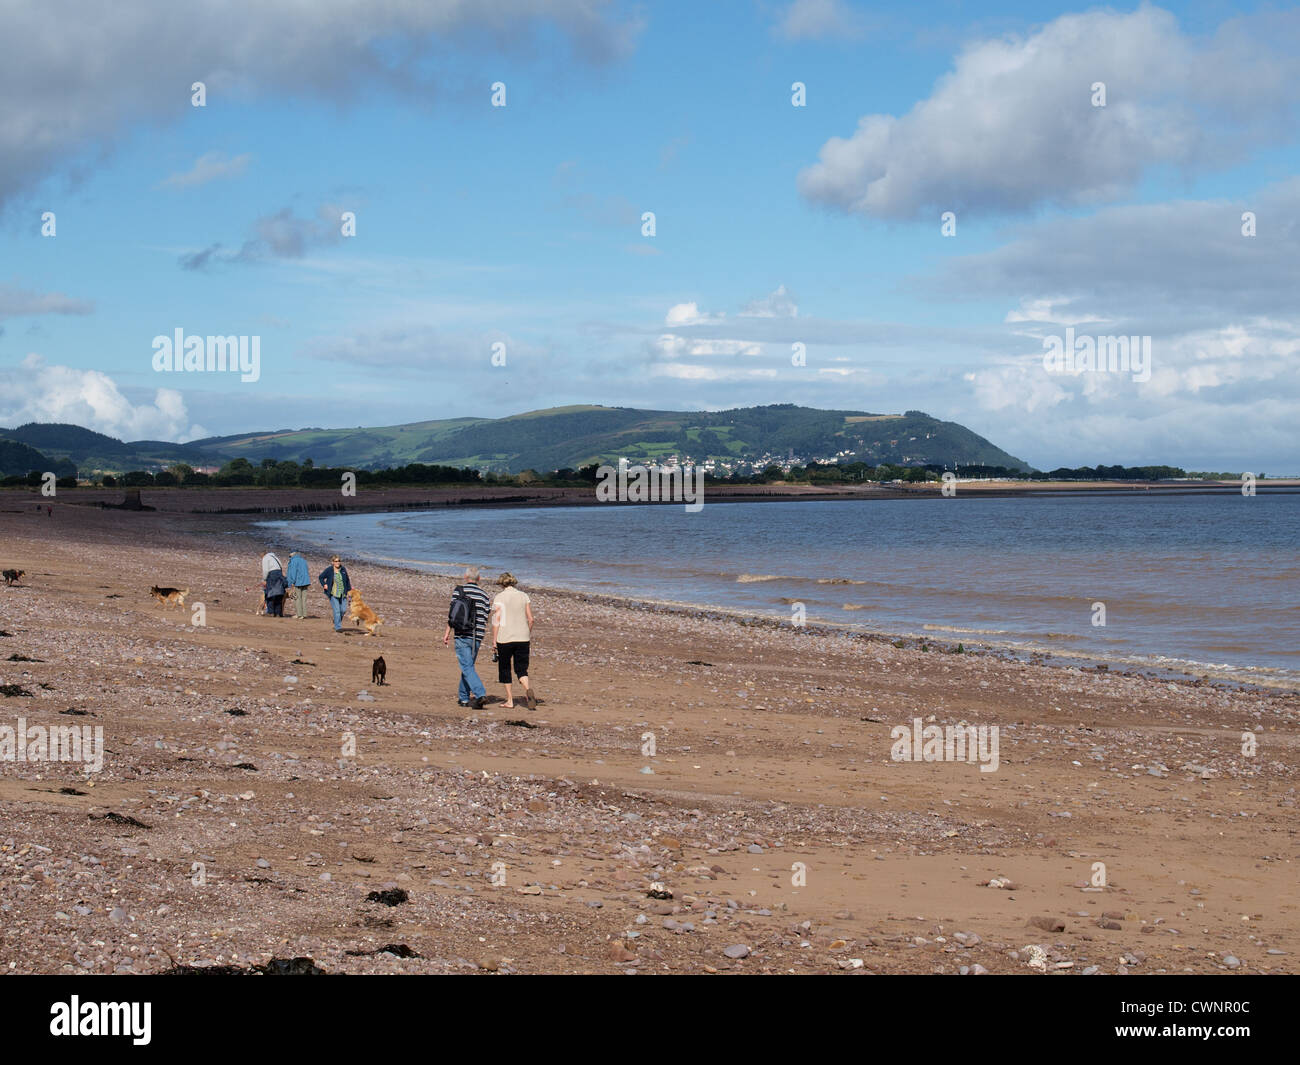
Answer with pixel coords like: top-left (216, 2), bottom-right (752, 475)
top-left (346, 589), bottom-right (383, 636)
top-left (2, 569), bottom-right (24, 586)
top-left (150, 585), bottom-right (189, 608)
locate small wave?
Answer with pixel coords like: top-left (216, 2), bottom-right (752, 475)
top-left (841, 604), bottom-right (869, 611)
top-left (736, 574), bottom-right (786, 583)
top-left (921, 623), bottom-right (1009, 635)
top-left (817, 577), bottom-right (868, 585)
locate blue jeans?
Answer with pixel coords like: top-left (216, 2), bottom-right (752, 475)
top-left (329, 595), bottom-right (346, 631)
top-left (454, 637), bottom-right (485, 703)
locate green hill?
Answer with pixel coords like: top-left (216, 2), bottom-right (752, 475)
top-left (198, 404), bottom-right (1031, 473)
top-left (0, 436), bottom-right (74, 478)
top-left (5, 405), bottom-right (1032, 477)
top-left (0, 423), bottom-right (208, 475)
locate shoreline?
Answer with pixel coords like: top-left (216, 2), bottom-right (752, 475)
top-left (258, 506), bottom-right (1299, 697)
top-left (5, 478), bottom-right (1296, 520)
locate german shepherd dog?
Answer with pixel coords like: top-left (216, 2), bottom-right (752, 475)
top-left (346, 589), bottom-right (383, 636)
top-left (150, 586), bottom-right (189, 608)
top-left (2, 569), bottom-right (24, 586)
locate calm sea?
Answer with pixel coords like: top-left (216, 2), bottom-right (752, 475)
top-left (260, 492), bottom-right (1300, 690)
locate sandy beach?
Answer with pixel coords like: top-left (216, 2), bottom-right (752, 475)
top-left (1, 494), bottom-right (1296, 975)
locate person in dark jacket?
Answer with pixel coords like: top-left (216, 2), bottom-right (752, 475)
top-left (318, 555), bottom-right (352, 632)
top-left (264, 566), bottom-right (287, 616)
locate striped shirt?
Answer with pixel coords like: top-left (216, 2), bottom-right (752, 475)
top-left (455, 583), bottom-right (491, 643)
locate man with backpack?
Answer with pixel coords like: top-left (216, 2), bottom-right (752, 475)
top-left (442, 567), bottom-right (491, 709)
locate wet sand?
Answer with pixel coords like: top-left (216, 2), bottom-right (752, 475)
top-left (0, 497), bottom-right (1295, 974)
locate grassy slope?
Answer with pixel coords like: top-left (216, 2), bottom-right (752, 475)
top-left (8, 406), bottom-right (1032, 475)
top-left (201, 405), bottom-right (1031, 473)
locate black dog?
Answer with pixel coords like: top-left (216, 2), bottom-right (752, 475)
top-left (2, 569), bottom-right (24, 586)
top-left (371, 656), bottom-right (386, 686)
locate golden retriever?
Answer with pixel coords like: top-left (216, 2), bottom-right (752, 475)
top-left (346, 589), bottom-right (383, 636)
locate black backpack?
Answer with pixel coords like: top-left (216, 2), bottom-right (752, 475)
top-left (448, 585), bottom-right (477, 636)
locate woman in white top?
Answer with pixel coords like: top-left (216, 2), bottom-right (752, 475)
top-left (490, 572), bottom-right (536, 710)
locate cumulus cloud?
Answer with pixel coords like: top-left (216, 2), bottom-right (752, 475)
top-left (665, 302), bottom-right (724, 327)
top-left (0, 0), bottom-right (642, 212)
top-left (654, 289), bottom-right (795, 370)
top-left (0, 355), bottom-right (207, 441)
top-left (960, 317), bottom-right (1300, 469)
top-left (740, 284), bottom-right (798, 318)
top-left (157, 151), bottom-right (251, 189)
top-left (798, 5), bottom-right (1300, 218)
top-left (896, 177), bottom-right (1300, 468)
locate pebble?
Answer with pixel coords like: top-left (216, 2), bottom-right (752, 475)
top-left (1223, 955), bottom-right (1240, 968)
top-left (723, 944), bottom-right (750, 959)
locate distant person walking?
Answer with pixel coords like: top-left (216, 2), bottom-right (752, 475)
top-left (261, 548), bottom-right (284, 616)
top-left (491, 572), bottom-right (536, 710)
top-left (442, 567), bottom-right (490, 709)
top-left (319, 555), bottom-right (352, 632)
top-left (287, 550), bottom-right (311, 620)
top-left (261, 547), bottom-right (287, 617)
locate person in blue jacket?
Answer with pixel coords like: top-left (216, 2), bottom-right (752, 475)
top-left (287, 550), bottom-right (311, 620)
top-left (318, 554), bottom-right (352, 632)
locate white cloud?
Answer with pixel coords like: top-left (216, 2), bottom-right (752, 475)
top-left (1004, 297), bottom-right (1103, 328)
top-left (665, 301), bottom-right (723, 326)
top-left (656, 334), bottom-right (761, 358)
top-left (798, 6), bottom-right (1300, 218)
top-left (0, 355), bottom-right (206, 441)
top-left (739, 284), bottom-right (798, 319)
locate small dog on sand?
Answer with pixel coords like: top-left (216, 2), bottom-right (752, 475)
top-left (346, 589), bottom-right (383, 636)
top-left (149, 585), bottom-right (189, 608)
top-left (3, 569), bottom-right (25, 586)
top-left (372, 656), bottom-right (386, 685)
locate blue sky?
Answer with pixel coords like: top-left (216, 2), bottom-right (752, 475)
top-left (2, 0), bottom-right (1298, 471)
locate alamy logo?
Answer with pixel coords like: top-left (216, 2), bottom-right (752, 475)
top-left (890, 717), bottom-right (999, 773)
top-left (1042, 327), bottom-right (1150, 383)
top-left (50, 997), bottom-right (151, 1045)
top-left (595, 460), bottom-right (704, 513)
top-left (152, 328), bottom-right (261, 382)
top-left (1, 718), bottom-right (104, 772)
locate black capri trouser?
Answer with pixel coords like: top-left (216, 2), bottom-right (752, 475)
top-left (497, 641), bottom-right (530, 683)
